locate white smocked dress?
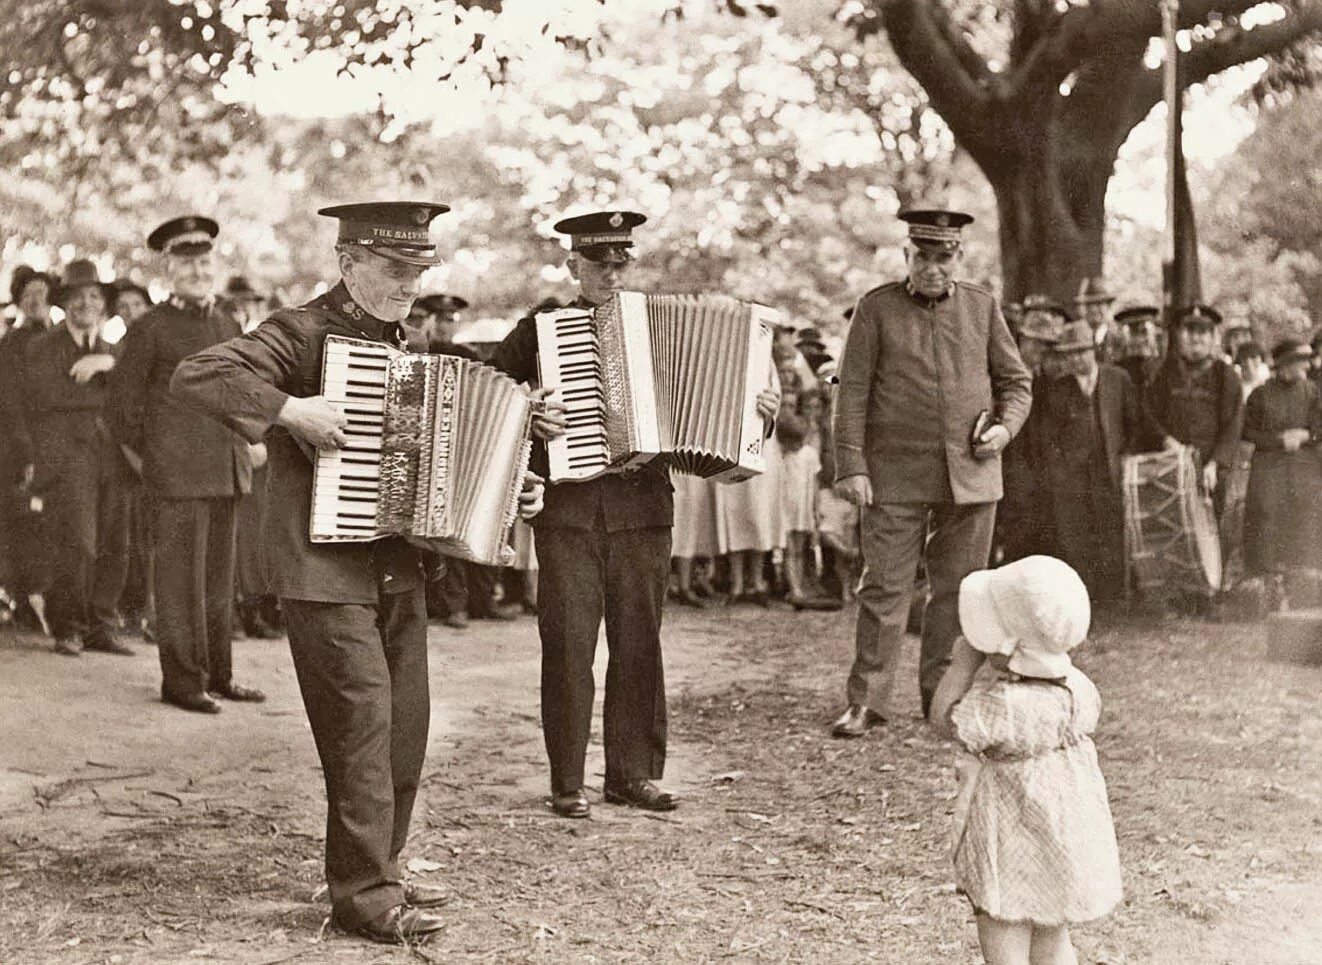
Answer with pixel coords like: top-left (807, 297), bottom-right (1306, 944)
top-left (950, 665), bottom-right (1123, 925)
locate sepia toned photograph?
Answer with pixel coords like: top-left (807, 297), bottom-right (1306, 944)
top-left (1, 1), bottom-right (1319, 962)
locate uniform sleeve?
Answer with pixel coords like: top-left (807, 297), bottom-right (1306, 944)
top-left (6, 341), bottom-right (36, 471)
top-left (987, 299), bottom-right (1033, 438)
top-left (169, 312), bottom-right (309, 445)
top-left (489, 316), bottom-right (539, 384)
top-left (106, 319), bottom-right (153, 458)
top-left (1212, 363), bottom-right (1245, 467)
top-left (1241, 383), bottom-right (1280, 450)
top-left (831, 299), bottom-right (879, 481)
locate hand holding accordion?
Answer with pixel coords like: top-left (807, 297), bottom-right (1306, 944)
top-left (309, 335), bottom-right (534, 566)
top-left (535, 291), bottom-right (779, 483)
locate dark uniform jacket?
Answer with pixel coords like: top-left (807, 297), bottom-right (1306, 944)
top-left (833, 280), bottom-right (1033, 503)
top-left (1144, 355), bottom-right (1244, 468)
top-left (14, 327), bottom-right (131, 494)
top-left (170, 284), bottom-right (431, 604)
top-left (0, 318), bottom-right (54, 484)
top-left (1026, 364), bottom-right (1154, 495)
top-left (107, 297), bottom-right (253, 500)
top-left (490, 302), bottom-right (673, 532)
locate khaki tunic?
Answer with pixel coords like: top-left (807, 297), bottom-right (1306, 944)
top-left (833, 281), bottom-right (1032, 504)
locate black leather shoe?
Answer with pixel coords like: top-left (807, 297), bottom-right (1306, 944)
top-left (550, 788), bottom-right (590, 819)
top-left (403, 881), bottom-right (450, 908)
top-left (831, 704), bottom-right (885, 738)
top-left (54, 638), bottom-right (83, 657)
top-left (209, 683), bottom-right (266, 702)
top-left (84, 634), bottom-right (135, 656)
top-left (164, 692), bottom-right (222, 714)
top-left (604, 779), bottom-right (678, 812)
top-left (676, 589), bottom-right (710, 608)
top-left (350, 904), bottom-right (444, 945)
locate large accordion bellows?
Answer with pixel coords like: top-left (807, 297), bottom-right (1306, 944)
top-left (310, 335), bottom-right (533, 566)
top-left (536, 291), bottom-right (777, 483)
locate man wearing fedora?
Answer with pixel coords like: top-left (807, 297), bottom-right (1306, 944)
top-left (13, 260), bottom-right (135, 656)
top-left (172, 201), bottom-right (547, 944)
top-left (1024, 320), bottom-right (1161, 603)
top-left (831, 207), bottom-right (1032, 735)
top-left (108, 216), bottom-right (263, 713)
top-left (1075, 276), bottom-right (1116, 359)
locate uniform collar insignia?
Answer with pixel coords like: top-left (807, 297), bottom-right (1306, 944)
top-left (904, 278), bottom-right (953, 306)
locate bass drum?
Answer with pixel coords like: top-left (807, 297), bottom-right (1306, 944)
top-left (1123, 447), bottom-right (1222, 595)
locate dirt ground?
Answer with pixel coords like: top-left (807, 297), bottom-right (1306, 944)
top-left (2, 599), bottom-right (1321, 964)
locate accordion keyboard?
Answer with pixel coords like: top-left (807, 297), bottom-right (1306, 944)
top-left (537, 309), bottom-right (611, 479)
top-left (312, 338), bottom-right (390, 539)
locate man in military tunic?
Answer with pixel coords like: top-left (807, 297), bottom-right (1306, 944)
top-left (172, 201), bottom-right (545, 945)
top-left (831, 208), bottom-right (1032, 736)
top-left (491, 210), bottom-right (777, 818)
top-left (107, 217), bottom-right (263, 713)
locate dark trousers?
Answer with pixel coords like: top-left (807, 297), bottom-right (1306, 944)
top-left (153, 496), bottom-right (237, 699)
top-left (45, 468), bottom-right (130, 642)
top-left (536, 525), bottom-right (670, 795)
top-left (1053, 488), bottom-right (1125, 603)
top-left (283, 591), bottom-right (429, 930)
top-left (850, 501), bottom-right (996, 718)
top-left (426, 560), bottom-right (500, 618)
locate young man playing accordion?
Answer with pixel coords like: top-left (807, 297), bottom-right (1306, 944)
top-left (491, 210), bottom-right (778, 819)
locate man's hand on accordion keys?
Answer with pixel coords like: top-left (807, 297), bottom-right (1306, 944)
top-left (529, 387), bottom-right (568, 441)
top-left (518, 471), bottom-right (546, 520)
top-left (276, 395), bottom-right (349, 451)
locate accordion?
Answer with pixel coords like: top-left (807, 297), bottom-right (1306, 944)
top-left (310, 334), bottom-right (533, 566)
top-left (535, 291), bottom-right (778, 483)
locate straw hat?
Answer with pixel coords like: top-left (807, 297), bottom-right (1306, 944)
top-left (958, 556), bottom-right (1091, 680)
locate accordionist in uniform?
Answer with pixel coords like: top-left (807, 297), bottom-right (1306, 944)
top-left (491, 210), bottom-right (778, 820)
top-left (171, 201), bottom-right (544, 946)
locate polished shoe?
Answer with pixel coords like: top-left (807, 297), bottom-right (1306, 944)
top-left (403, 881), bottom-right (450, 908)
top-left (442, 610), bottom-right (469, 630)
top-left (53, 637), bottom-right (83, 657)
top-left (603, 779), bottom-right (678, 812)
top-left (477, 603), bottom-right (521, 621)
top-left (209, 682), bottom-right (266, 702)
top-left (550, 788), bottom-right (591, 819)
top-left (350, 904), bottom-right (445, 945)
top-left (84, 634), bottom-right (135, 656)
top-left (831, 704), bottom-right (885, 738)
top-left (164, 692), bottom-right (222, 714)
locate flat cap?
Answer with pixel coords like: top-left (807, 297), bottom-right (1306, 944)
top-left (148, 215), bottom-right (219, 255)
top-left (1113, 304), bottom-right (1160, 326)
top-left (319, 201), bottom-right (449, 266)
top-left (555, 210), bottom-right (647, 263)
top-left (898, 208), bottom-right (973, 251)
top-left (415, 293), bottom-right (469, 315)
top-left (1175, 303), bottom-right (1223, 329)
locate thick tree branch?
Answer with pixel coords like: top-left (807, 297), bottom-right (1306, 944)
top-left (878, 0), bottom-right (999, 164)
top-left (1184, 1), bottom-right (1322, 86)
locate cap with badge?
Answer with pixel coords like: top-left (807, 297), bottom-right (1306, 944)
top-left (1175, 303), bottom-right (1223, 330)
top-left (1114, 304), bottom-right (1160, 327)
top-left (148, 215), bottom-right (219, 256)
top-left (898, 207), bottom-right (974, 252)
top-left (319, 201), bottom-right (450, 266)
top-left (415, 293), bottom-right (469, 316)
top-left (555, 210), bottom-right (647, 264)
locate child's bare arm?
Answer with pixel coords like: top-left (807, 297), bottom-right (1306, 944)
top-left (929, 638), bottom-right (984, 738)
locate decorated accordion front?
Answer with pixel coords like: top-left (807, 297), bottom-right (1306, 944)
top-left (310, 335), bottom-right (533, 566)
top-left (535, 291), bottom-right (778, 484)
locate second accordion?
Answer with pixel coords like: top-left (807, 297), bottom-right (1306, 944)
top-left (535, 291), bottom-right (778, 483)
top-left (310, 334), bottom-right (533, 566)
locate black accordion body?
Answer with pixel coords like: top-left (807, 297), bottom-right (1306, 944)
top-left (535, 291), bottom-right (778, 483)
top-left (310, 334), bottom-right (533, 566)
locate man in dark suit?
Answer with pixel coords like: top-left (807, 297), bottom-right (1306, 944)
top-left (12, 260), bottom-right (134, 656)
top-left (107, 216), bottom-right (263, 714)
top-left (831, 208), bottom-right (1033, 734)
top-left (171, 201), bottom-right (547, 945)
top-left (1025, 321), bottom-right (1164, 602)
top-left (490, 210), bottom-right (778, 818)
